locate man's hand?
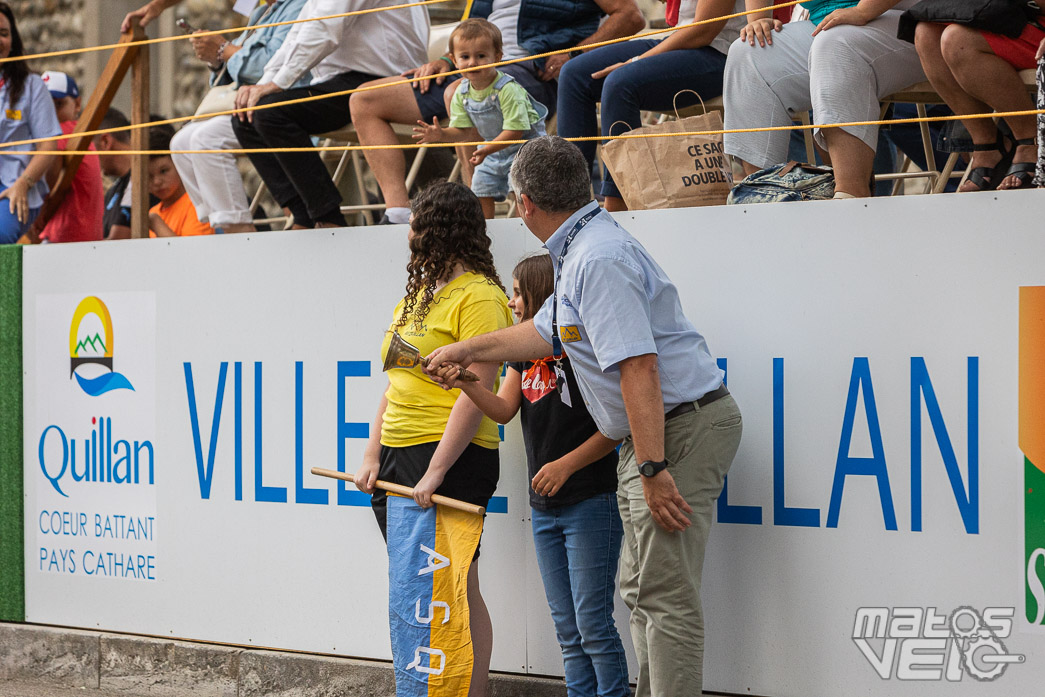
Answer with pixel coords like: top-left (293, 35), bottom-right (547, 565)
top-left (425, 342), bottom-right (474, 379)
top-left (539, 52), bottom-right (570, 81)
top-left (404, 60), bottom-right (453, 94)
top-left (235, 83), bottom-right (280, 123)
top-left (121, 0), bottom-right (168, 33)
top-left (413, 117), bottom-right (446, 144)
top-left (641, 469), bottom-right (692, 532)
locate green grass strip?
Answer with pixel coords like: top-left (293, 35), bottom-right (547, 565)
top-left (0, 245), bottom-right (23, 621)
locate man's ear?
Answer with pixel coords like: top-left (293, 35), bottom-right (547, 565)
top-left (518, 192), bottom-right (534, 217)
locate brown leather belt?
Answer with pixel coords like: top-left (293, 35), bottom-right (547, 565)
top-left (665, 384), bottom-right (730, 420)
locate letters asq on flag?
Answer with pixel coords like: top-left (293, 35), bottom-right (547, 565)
top-left (387, 495), bottom-right (484, 696)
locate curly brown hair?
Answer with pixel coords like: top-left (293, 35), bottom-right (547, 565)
top-left (395, 182), bottom-right (504, 330)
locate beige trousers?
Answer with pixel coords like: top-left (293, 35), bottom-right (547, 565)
top-left (618, 394), bottom-right (743, 697)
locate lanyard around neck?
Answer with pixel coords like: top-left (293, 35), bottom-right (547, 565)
top-left (551, 207), bottom-right (600, 360)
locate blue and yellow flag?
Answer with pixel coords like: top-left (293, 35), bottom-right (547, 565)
top-left (387, 496), bottom-right (484, 696)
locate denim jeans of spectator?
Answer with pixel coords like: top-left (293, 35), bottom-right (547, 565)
top-left (0, 204), bottom-right (39, 244)
top-left (231, 71), bottom-right (378, 228)
top-left (531, 493), bottom-right (630, 697)
top-left (556, 39), bottom-right (727, 198)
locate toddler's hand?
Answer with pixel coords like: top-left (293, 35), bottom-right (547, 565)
top-left (470, 148), bottom-right (487, 166)
top-left (413, 117), bottom-right (444, 144)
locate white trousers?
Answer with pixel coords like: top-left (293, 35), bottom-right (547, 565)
top-left (722, 13), bottom-right (926, 168)
top-left (170, 115), bottom-right (252, 226)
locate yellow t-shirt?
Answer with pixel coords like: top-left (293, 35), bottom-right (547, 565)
top-left (380, 271), bottom-right (512, 449)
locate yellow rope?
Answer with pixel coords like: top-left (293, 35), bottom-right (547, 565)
top-left (0, 1), bottom-right (805, 151)
top-left (0, 0), bottom-right (456, 65)
top-left (22, 108), bottom-right (1045, 156)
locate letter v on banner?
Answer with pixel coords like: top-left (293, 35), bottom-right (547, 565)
top-left (387, 496), bottom-right (483, 696)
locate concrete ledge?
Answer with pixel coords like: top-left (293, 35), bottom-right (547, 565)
top-left (100, 634), bottom-right (238, 696)
top-left (0, 623), bottom-right (99, 688)
top-left (1, 623), bottom-right (568, 697)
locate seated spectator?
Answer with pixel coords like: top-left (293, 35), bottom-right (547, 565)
top-left (171, 0), bottom-right (308, 234)
top-left (36, 71), bottom-right (103, 243)
top-left (93, 109), bottom-right (160, 240)
top-left (350, 0), bottom-right (645, 225)
top-left (723, 0), bottom-right (926, 198)
top-left (231, 0), bottom-right (430, 229)
top-left (413, 20), bottom-right (547, 219)
top-left (0, 2), bottom-right (60, 244)
top-left (557, 0), bottom-right (746, 212)
top-left (147, 125), bottom-right (214, 237)
top-left (913, 7), bottom-right (1044, 190)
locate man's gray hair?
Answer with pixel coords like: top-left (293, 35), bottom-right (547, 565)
top-left (509, 136), bottom-right (592, 213)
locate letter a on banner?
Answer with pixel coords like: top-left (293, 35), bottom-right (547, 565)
top-left (387, 495), bottom-right (483, 696)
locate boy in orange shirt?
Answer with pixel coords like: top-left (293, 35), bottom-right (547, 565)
top-left (147, 125), bottom-right (214, 237)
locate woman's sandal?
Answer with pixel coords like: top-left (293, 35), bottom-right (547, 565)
top-left (961, 131), bottom-right (1014, 192)
top-left (996, 137), bottom-right (1038, 190)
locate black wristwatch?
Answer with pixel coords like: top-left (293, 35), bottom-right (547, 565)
top-left (638, 459), bottom-right (668, 478)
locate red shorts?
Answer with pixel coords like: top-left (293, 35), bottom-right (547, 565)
top-left (981, 22), bottom-right (1045, 70)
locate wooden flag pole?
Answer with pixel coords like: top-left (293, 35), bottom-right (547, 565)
top-left (310, 467), bottom-right (486, 516)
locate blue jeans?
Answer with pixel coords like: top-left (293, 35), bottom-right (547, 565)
top-left (0, 203), bottom-right (39, 244)
top-left (557, 39), bottom-right (728, 198)
top-left (532, 493), bottom-right (629, 697)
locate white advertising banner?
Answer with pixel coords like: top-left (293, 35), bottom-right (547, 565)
top-left (23, 189), bottom-right (1045, 696)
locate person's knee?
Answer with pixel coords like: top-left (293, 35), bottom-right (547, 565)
top-left (939, 24), bottom-right (981, 64)
top-left (913, 21), bottom-right (943, 54)
top-left (349, 90), bottom-right (379, 122)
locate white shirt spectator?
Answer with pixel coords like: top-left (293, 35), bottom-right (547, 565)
top-left (261, 0), bottom-right (430, 89)
top-left (487, 0), bottom-right (525, 59)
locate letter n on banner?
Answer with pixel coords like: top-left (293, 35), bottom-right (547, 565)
top-left (387, 495), bottom-right (483, 695)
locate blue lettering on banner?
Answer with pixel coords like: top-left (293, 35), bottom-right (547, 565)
top-left (182, 360), bottom-right (509, 513)
top-left (826, 358), bottom-right (897, 530)
top-left (38, 419), bottom-right (154, 498)
top-left (774, 358), bottom-right (821, 527)
top-left (716, 358), bottom-right (762, 525)
top-left (911, 357), bottom-right (979, 534)
top-left (337, 360), bottom-right (371, 507)
top-left (714, 356), bottom-right (978, 534)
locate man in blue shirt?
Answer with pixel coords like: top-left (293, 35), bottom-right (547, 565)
top-left (427, 136), bottom-right (743, 697)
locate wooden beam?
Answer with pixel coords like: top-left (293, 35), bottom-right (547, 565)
top-left (29, 30), bottom-right (141, 241)
top-left (130, 29), bottom-right (150, 240)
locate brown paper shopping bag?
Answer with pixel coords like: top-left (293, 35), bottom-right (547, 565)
top-left (600, 92), bottom-right (732, 210)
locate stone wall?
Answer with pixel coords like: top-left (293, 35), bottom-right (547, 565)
top-left (13, 0), bottom-right (88, 82)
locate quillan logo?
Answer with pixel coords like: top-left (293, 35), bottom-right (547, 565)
top-left (69, 296), bottom-right (134, 396)
top-left (1022, 287), bottom-right (1045, 624)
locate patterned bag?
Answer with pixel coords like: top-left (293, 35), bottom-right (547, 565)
top-left (726, 161), bottom-right (835, 204)
top-left (1035, 56), bottom-right (1044, 187)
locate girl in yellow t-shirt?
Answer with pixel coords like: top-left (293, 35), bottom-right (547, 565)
top-left (354, 181), bottom-right (511, 695)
